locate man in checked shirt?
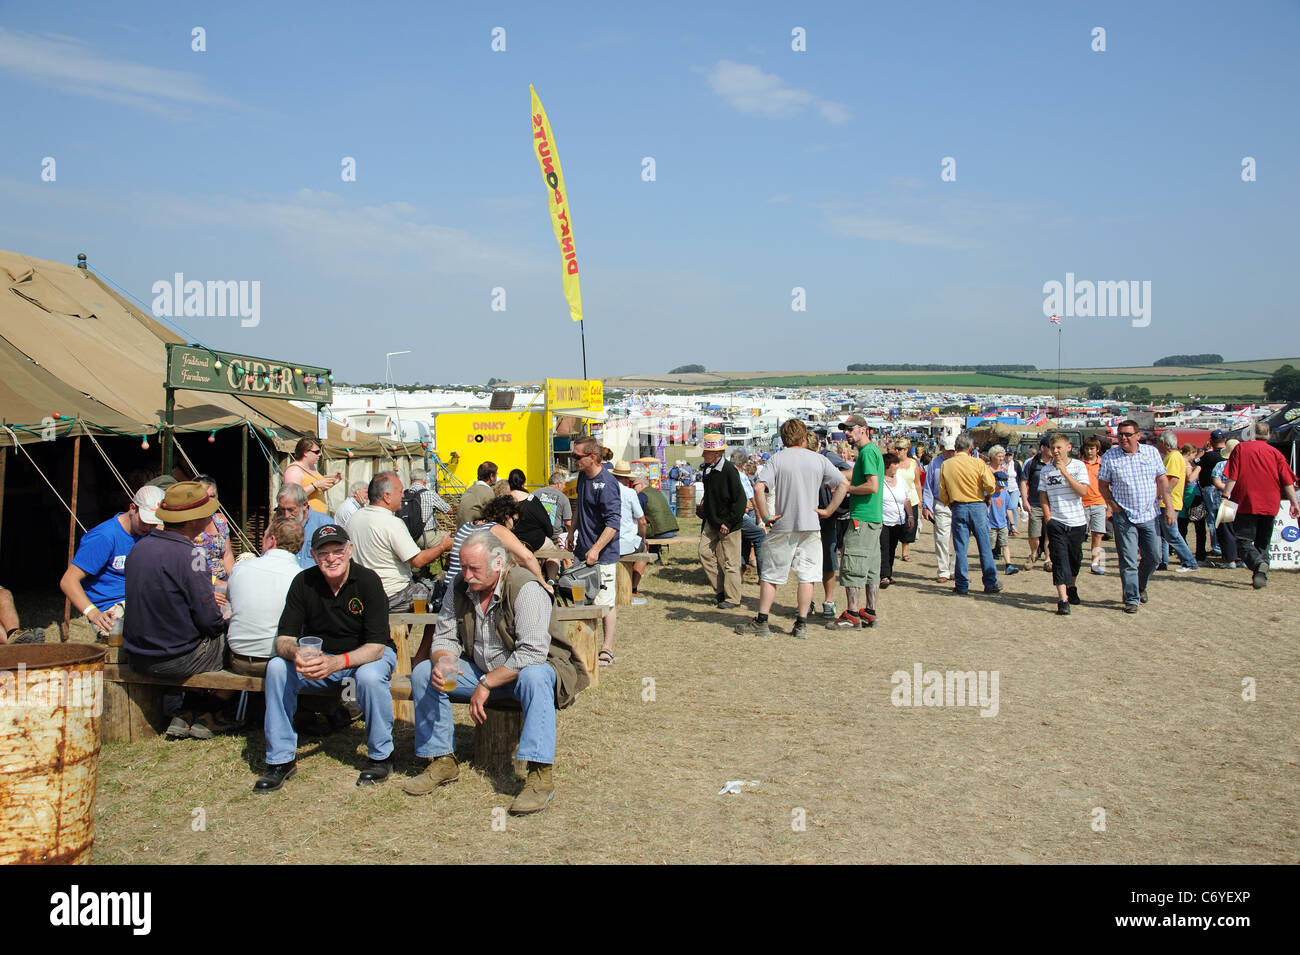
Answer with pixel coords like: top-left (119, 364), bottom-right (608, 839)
top-left (404, 530), bottom-right (588, 813)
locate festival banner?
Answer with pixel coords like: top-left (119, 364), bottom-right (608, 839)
top-left (530, 85), bottom-right (583, 323)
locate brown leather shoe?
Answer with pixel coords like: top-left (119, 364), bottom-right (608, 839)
top-left (508, 762), bottom-right (555, 815)
top-left (402, 754), bottom-right (459, 796)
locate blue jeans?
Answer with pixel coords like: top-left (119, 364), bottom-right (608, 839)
top-left (410, 656), bottom-right (557, 764)
top-left (950, 501), bottom-right (998, 592)
top-left (1160, 517), bottom-right (1198, 568)
top-left (263, 646), bottom-right (397, 764)
top-left (1201, 486), bottom-right (1221, 553)
top-left (1111, 510), bottom-right (1161, 605)
top-left (740, 512), bottom-right (766, 568)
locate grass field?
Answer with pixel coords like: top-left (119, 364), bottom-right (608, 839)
top-left (73, 527), bottom-right (1299, 865)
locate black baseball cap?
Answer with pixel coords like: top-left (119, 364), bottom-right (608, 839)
top-left (310, 524), bottom-right (350, 550)
top-left (1039, 435), bottom-right (1052, 446)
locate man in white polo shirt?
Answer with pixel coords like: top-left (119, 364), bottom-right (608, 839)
top-left (347, 472), bottom-right (453, 611)
top-left (226, 517), bottom-right (304, 676)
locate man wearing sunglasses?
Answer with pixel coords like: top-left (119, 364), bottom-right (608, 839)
top-left (1096, 421), bottom-right (1176, 613)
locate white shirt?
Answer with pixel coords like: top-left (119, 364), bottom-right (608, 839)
top-left (1039, 459), bottom-right (1090, 527)
top-left (226, 548), bottom-right (302, 658)
top-left (617, 483), bottom-right (645, 555)
top-left (334, 497), bottom-right (363, 527)
top-left (881, 474), bottom-right (909, 526)
top-left (346, 504), bottom-right (420, 598)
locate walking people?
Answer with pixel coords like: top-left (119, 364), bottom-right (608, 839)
top-left (1223, 421), bottom-right (1300, 590)
top-left (921, 436), bottom-right (957, 584)
top-left (1156, 431), bottom-right (1199, 573)
top-left (1096, 420), bottom-right (1177, 613)
top-left (1038, 434), bottom-right (1090, 614)
top-left (939, 433), bottom-right (1000, 596)
top-left (878, 452), bottom-right (913, 586)
top-left (893, 438), bottom-right (922, 562)
top-left (1080, 437), bottom-right (1110, 575)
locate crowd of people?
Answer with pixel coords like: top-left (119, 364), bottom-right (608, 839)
top-left (5, 418), bottom-right (1294, 818)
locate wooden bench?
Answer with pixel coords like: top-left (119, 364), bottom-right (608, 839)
top-left (615, 551), bottom-right (659, 605)
top-left (101, 603), bottom-right (611, 750)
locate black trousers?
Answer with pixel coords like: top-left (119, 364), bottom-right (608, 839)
top-left (1046, 520), bottom-right (1086, 588)
top-left (880, 522), bottom-right (905, 580)
top-left (1233, 514), bottom-right (1276, 571)
top-left (1217, 520), bottom-right (1239, 563)
top-left (1183, 515), bottom-right (1208, 562)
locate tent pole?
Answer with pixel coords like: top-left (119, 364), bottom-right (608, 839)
top-left (0, 445), bottom-right (6, 554)
top-left (61, 435), bottom-right (81, 643)
top-left (163, 387), bottom-right (175, 475)
top-left (241, 422), bottom-right (249, 548)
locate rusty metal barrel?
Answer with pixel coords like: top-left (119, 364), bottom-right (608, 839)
top-left (0, 643), bottom-right (106, 864)
top-left (675, 482), bottom-right (696, 520)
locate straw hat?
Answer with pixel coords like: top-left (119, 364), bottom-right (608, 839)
top-left (611, 460), bottom-right (634, 477)
top-left (702, 433), bottom-right (726, 451)
top-left (154, 481), bottom-right (219, 523)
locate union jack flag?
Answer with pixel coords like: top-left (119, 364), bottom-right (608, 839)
top-left (1049, 314), bottom-right (1062, 326)
top-left (1027, 410), bottom-right (1048, 426)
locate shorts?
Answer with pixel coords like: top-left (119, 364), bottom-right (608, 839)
top-left (839, 520), bottom-right (882, 589)
top-left (1085, 504), bottom-right (1107, 534)
top-left (820, 518), bottom-right (846, 572)
top-left (592, 563), bottom-right (618, 608)
top-left (761, 529), bottom-right (823, 585)
top-left (1028, 504), bottom-right (1045, 538)
top-left (991, 526), bottom-right (1009, 549)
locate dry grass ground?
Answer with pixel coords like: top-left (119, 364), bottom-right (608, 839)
top-left (87, 526), bottom-right (1298, 865)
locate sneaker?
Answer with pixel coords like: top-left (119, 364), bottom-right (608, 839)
top-left (1156, 564), bottom-right (1168, 572)
top-left (790, 619), bottom-right (808, 640)
top-left (403, 754), bottom-right (459, 796)
top-left (951, 588), bottom-right (970, 597)
top-left (984, 584), bottom-right (1004, 595)
top-left (165, 711), bottom-right (193, 740)
top-left (9, 628), bottom-right (46, 644)
top-left (715, 600), bottom-right (741, 610)
top-left (356, 756), bottom-right (393, 786)
top-left (187, 711), bottom-right (236, 740)
top-left (1252, 565), bottom-right (1268, 590)
top-left (1005, 565), bottom-right (1020, 575)
top-left (630, 595), bottom-right (648, 606)
top-left (859, 607), bottom-right (878, 625)
top-left (1139, 591), bottom-right (1148, 604)
top-left (734, 617), bottom-right (772, 637)
top-left (253, 761), bottom-right (297, 793)
top-left (826, 610), bottom-right (861, 630)
top-left (821, 601), bottom-right (836, 618)
top-left (1176, 566), bottom-right (1197, 574)
top-left (1090, 563), bottom-right (1105, 575)
top-left (1056, 601), bottom-right (1071, 615)
top-left (1123, 604), bottom-right (1140, 614)
top-left (1067, 586), bottom-right (1081, 606)
top-left (509, 762), bottom-right (555, 815)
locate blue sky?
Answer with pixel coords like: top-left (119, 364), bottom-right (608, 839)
top-left (1, 0), bottom-right (1297, 384)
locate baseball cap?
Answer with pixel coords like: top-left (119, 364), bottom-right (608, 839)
top-left (1039, 435), bottom-right (1052, 447)
top-left (841, 414), bottom-right (868, 430)
top-left (940, 434), bottom-right (957, 451)
top-left (310, 524), bottom-right (350, 550)
top-left (1210, 429), bottom-right (1225, 441)
top-left (132, 485), bottom-right (165, 526)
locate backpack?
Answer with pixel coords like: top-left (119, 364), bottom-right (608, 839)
top-left (398, 487), bottom-right (428, 541)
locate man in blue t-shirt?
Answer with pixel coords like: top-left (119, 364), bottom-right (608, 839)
top-left (59, 486), bottom-right (165, 636)
top-left (568, 436), bottom-right (621, 666)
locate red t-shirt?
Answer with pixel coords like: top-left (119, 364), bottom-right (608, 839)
top-left (1225, 441), bottom-right (1298, 515)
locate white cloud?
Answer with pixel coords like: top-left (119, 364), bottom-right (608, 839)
top-left (0, 28), bottom-right (234, 117)
top-left (702, 60), bottom-right (850, 124)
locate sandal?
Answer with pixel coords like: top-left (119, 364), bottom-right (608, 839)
top-left (598, 649), bottom-right (615, 667)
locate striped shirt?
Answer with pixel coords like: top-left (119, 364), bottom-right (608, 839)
top-left (428, 572), bottom-right (551, 672)
top-left (1097, 443), bottom-right (1167, 524)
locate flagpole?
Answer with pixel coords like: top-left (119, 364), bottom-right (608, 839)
top-left (1056, 324), bottom-right (1062, 404)
top-left (580, 318), bottom-right (588, 380)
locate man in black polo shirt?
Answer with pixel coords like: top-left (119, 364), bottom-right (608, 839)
top-left (1197, 429), bottom-right (1227, 560)
top-left (1019, 437), bottom-right (1054, 569)
top-left (255, 524), bottom-right (396, 791)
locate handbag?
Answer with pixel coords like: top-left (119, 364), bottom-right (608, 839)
top-left (1187, 503), bottom-right (1207, 523)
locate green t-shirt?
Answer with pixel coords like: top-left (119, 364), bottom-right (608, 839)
top-left (850, 443), bottom-right (885, 522)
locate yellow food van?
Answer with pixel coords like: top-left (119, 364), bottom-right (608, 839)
top-left (434, 378), bottom-right (603, 492)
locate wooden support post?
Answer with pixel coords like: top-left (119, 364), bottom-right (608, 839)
top-left (472, 708), bottom-right (526, 777)
top-left (564, 618), bottom-right (599, 688)
top-left (615, 561), bottom-right (633, 606)
top-left (101, 680), bottom-right (169, 744)
top-left (0, 444), bottom-right (6, 554)
top-left (61, 435), bottom-right (81, 643)
top-left (162, 388), bottom-right (175, 475)
top-left (391, 623), bottom-right (414, 723)
top-left (241, 422), bottom-right (249, 541)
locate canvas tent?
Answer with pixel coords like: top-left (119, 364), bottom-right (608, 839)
top-left (0, 248), bottom-right (423, 598)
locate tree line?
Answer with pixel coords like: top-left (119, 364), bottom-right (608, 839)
top-left (1153, 354), bottom-right (1223, 366)
top-left (844, 363), bottom-right (1037, 373)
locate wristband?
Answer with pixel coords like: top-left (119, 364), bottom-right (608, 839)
top-left (342, 653), bottom-right (350, 669)
top-left (82, 604), bottom-right (97, 616)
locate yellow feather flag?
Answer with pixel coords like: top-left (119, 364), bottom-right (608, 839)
top-left (530, 85), bottom-right (583, 323)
